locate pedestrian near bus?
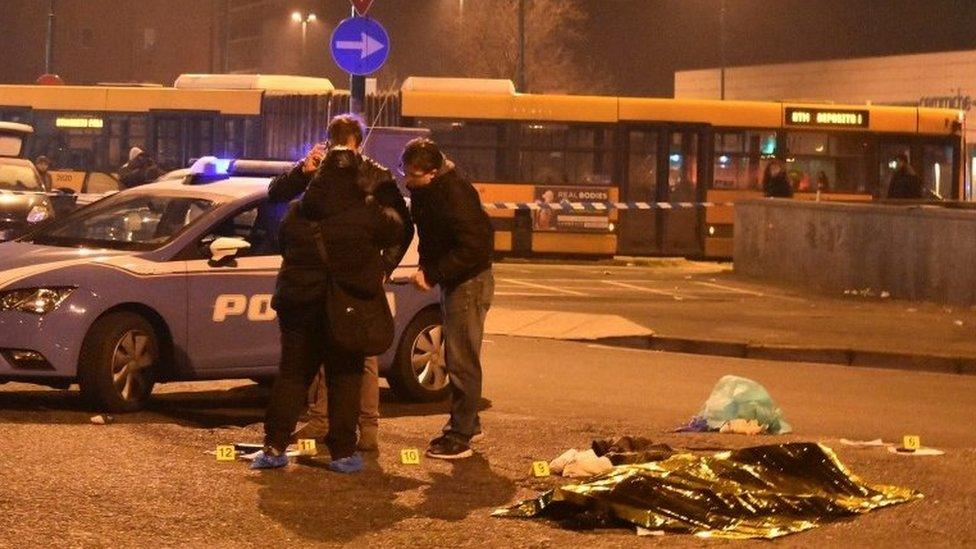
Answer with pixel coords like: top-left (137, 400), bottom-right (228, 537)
top-left (762, 159), bottom-right (794, 198)
top-left (886, 153), bottom-right (924, 199)
top-left (118, 147), bottom-right (165, 188)
top-left (34, 155), bottom-right (53, 189)
top-left (252, 115), bottom-right (410, 472)
top-left (401, 138), bottom-right (494, 460)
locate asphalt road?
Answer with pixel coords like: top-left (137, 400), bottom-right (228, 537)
top-left (491, 261), bottom-right (976, 358)
top-left (1, 335), bottom-right (974, 547)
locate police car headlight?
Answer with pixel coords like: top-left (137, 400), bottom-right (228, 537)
top-left (0, 287), bottom-right (75, 314)
top-left (26, 203), bottom-right (52, 224)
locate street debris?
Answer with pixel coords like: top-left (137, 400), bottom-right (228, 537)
top-left (89, 415), bottom-right (113, 425)
top-left (887, 446), bottom-right (945, 456)
top-left (549, 436), bottom-right (676, 477)
top-left (549, 449), bottom-right (613, 478)
top-left (839, 438), bottom-right (886, 447)
top-left (840, 438), bottom-right (944, 456)
top-left (676, 375), bottom-right (791, 434)
top-left (494, 443), bottom-right (921, 539)
top-left (719, 418), bottom-right (765, 435)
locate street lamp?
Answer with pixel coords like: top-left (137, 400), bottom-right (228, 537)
top-left (290, 10), bottom-right (318, 71)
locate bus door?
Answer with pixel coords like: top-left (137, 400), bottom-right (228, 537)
top-left (149, 111), bottom-right (218, 170)
top-left (662, 127), bottom-right (708, 255)
top-left (620, 126), bottom-right (707, 256)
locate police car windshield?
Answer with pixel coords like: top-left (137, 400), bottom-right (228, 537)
top-left (0, 160), bottom-right (42, 191)
top-left (28, 192), bottom-right (215, 251)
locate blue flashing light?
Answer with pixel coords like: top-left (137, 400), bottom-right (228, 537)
top-left (669, 153), bottom-right (682, 163)
top-left (189, 156), bottom-right (233, 177)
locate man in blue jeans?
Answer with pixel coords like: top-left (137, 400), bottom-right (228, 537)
top-left (401, 138), bottom-right (494, 460)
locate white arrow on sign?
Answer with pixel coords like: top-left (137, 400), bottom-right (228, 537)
top-left (336, 32), bottom-right (386, 60)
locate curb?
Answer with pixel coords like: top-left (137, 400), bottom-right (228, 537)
top-left (582, 334), bottom-right (976, 375)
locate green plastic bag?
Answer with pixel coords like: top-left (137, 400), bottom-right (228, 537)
top-left (700, 375), bottom-right (792, 434)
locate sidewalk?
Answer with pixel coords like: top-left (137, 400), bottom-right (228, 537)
top-left (489, 260), bottom-right (976, 375)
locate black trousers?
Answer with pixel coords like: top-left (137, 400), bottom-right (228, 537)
top-left (264, 301), bottom-right (364, 459)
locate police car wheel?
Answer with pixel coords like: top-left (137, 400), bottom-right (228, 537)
top-left (388, 308), bottom-right (450, 402)
top-left (78, 312), bottom-right (158, 412)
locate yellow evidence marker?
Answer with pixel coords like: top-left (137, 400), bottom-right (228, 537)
top-left (400, 448), bottom-right (421, 465)
top-left (297, 439), bottom-right (318, 456)
top-left (532, 461), bottom-right (551, 478)
top-left (216, 445), bottom-right (236, 461)
top-left (902, 435), bottom-right (921, 451)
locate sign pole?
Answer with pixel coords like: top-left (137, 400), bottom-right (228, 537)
top-left (349, 5), bottom-right (366, 114)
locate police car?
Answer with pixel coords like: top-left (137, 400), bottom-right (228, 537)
top-left (0, 158), bottom-right (449, 411)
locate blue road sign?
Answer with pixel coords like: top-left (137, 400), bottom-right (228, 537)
top-left (330, 17), bottom-right (389, 76)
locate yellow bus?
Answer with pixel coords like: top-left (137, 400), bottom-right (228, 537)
top-left (2, 75), bottom-right (963, 258)
top-left (400, 77), bottom-right (964, 257)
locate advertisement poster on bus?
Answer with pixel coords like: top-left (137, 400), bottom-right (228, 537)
top-left (532, 185), bottom-right (611, 233)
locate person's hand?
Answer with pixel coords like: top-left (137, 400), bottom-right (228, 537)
top-left (302, 143), bottom-right (328, 174)
top-left (411, 269), bottom-right (432, 291)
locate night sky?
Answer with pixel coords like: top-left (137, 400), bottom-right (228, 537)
top-left (3, 0), bottom-right (976, 97)
top-left (586, 0), bottom-right (976, 96)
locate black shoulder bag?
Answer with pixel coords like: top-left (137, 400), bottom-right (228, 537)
top-left (310, 221), bottom-right (395, 356)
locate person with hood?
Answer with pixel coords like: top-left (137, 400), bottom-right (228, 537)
top-left (886, 153), bottom-right (924, 199)
top-left (34, 155), bottom-right (53, 189)
top-left (251, 115), bottom-right (410, 473)
top-left (401, 138), bottom-right (494, 460)
top-left (118, 147), bottom-right (165, 188)
top-left (762, 159), bottom-right (793, 198)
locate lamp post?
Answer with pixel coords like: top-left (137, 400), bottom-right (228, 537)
top-left (517, 0), bottom-right (525, 92)
top-left (719, 0), bottom-right (726, 100)
top-left (291, 10), bottom-right (318, 69)
top-left (44, 0), bottom-right (56, 74)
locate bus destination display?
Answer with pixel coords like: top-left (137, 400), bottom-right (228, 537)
top-left (785, 107), bottom-right (869, 128)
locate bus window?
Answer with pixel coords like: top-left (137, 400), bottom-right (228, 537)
top-left (154, 117), bottom-right (182, 169)
top-left (786, 132), bottom-right (874, 194)
top-left (922, 144), bottom-right (954, 199)
top-left (626, 130), bottom-right (657, 201)
top-left (668, 131), bottom-right (698, 201)
top-left (413, 119), bottom-right (504, 182)
top-left (517, 123), bottom-right (613, 186)
top-left (712, 130), bottom-right (775, 191)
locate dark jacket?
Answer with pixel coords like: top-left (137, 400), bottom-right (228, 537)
top-left (887, 168), bottom-right (924, 199)
top-left (762, 172), bottom-right (794, 198)
top-left (269, 150), bottom-right (411, 308)
top-left (410, 162), bottom-right (493, 288)
top-left (119, 154), bottom-right (165, 189)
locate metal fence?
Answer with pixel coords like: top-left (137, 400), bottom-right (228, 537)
top-left (261, 92), bottom-right (401, 160)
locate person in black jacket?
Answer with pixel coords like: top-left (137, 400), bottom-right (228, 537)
top-left (252, 115), bottom-right (409, 473)
top-left (118, 147), bottom-right (165, 189)
top-left (762, 159), bottom-right (793, 198)
top-left (886, 153), bottom-right (924, 199)
top-left (401, 138), bottom-right (494, 460)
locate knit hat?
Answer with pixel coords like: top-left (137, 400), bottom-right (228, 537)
top-left (128, 147), bottom-right (144, 162)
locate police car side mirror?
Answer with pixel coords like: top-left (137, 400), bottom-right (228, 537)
top-left (209, 237), bottom-right (251, 262)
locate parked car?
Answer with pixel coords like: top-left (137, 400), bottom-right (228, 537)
top-left (0, 158), bottom-right (448, 411)
top-left (0, 157), bottom-right (55, 241)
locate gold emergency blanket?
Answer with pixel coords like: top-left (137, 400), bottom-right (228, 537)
top-left (494, 442), bottom-right (920, 539)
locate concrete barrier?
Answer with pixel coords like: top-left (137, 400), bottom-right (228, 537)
top-left (734, 199), bottom-right (976, 306)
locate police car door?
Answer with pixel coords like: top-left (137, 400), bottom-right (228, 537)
top-left (185, 199), bottom-right (284, 375)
